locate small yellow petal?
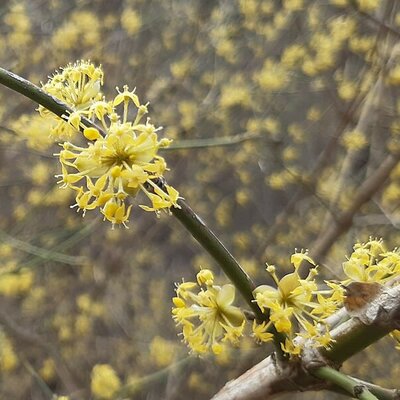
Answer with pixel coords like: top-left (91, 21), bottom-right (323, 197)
top-left (83, 127), bottom-right (102, 141)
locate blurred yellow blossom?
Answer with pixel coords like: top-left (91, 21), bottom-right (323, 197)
top-left (0, 269), bottom-right (34, 297)
top-left (342, 130), bottom-right (368, 151)
top-left (40, 358), bottom-right (56, 382)
top-left (256, 59), bottom-right (289, 91)
top-left (357, 0), bottom-right (381, 12)
top-left (149, 336), bottom-right (176, 367)
top-left (121, 8), bottom-right (142, 35)
top-left (219, 77), bottom-right (251, 109)
top-left (281, 44), bottom-right (306, 67)
top-left (91, 364), bottom-right (121, 399)
top-left (387, 66), bottom-right (400, 86)
top-left (337, 80), bottom-right (357, 101)
top-left (0, 334), bottom-right (18, 372)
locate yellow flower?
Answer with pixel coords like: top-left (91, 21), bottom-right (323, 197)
top-left (281, 44), bottom-right (306, 67)
top-left (253, 251), bottom-right (340, 354)
top-left (0, 334), bottom-right (18, 372)
top-left (42, 61), bottom-right (179, 227)
top-left (252, 320), bottom-right (274, 343)
top-left (291, 250), bottom-right (315, 269)
top-left (387, 66), bottom-right (400, 86)
top-left (39, 358), bottom-right (56, 382)
top-left (0, 269), bottom-right (34, 297)
top-left (342, 129), bottom-right (368, 151)
top-left (357, 0), bottom-right (381, 12)
top-left (342, 238), bottom-right (400, 284)
top-left (149, 336), bottom-right (176, 367)
top-left (281, 338), bottom-right (301, 356)
top-left (256, 59), bottom-right (289, 91)
top-left (337, 80), bottom-right (357, 101)
top-left (40, 60), bottom-right (103, 139)
top-left (172, 269), bottom-right (245, 355)
top-left (121, 8), bottom-right (142, 35)
top-left (91, 364), bottom-right (121, 399)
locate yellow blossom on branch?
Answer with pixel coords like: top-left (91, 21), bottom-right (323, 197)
top-left (40, 61), bottom-right (180, 227)
top-left (253, 251), bottom-right (341, 355)
top-left (341, 238), bottom-right (400, 284)
top-left (172, 269), bottom-right (245, 355)
top-left (39, 60), bottom-right (103, 139)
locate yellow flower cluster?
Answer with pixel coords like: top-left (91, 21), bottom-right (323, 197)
top-left (172, 242), bottom-right (400, 357)
top-left (253, 251), bottom-right (342, 355)
top-left (172, 254), bottom-right (344, 357)
top-left (90, 364), bottom-right (121, 399)
top-left (342, 238), bottom-right (400, 284)
top-left (149, 336), bottom-right (176, 367)
top-left (341, 129), bottom-right (368, 151)
top-left (40, 61), bottom-right (179, 227)
top-left (40, 61), bottom-right (103, 139)
top-left (342, 239), bottom-right (400, 350)
top-left (0, 269), bottom-right (34, 297)
top-left (256, 59), bottom-right (289, 91)
top-left (0, 333), bottom-right (18, 372)
top-left (172, 269), bottom-right (245, 355)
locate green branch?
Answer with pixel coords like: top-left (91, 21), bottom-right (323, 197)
top-left (348, 377), bottom-right (400, 400)
top-left (312, 366), bottom-right (378, 400)
top-left (0, 229), bottom-right (86, 267)
top-left (171, 200), bottom-right (263, 319)
top-left (117, 356), bottom-right (192, 398)
top-left (161, 132), bottom-right (263, 151)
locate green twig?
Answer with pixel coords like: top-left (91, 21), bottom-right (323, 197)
top-left (0, 229), bottom-right (86, 266)
top-left (171, 199), bottom-right (262, 319)
top-left (16, 218), bottom-right (99, 272)
top-left (348, 377), bottom-right (400, 400)
top-left (312, 366), bottom-right (378, 400)
top-left (21, 357), bottom-right (55, 399)
top-left (161, 132), bottom-right (263, 151)
top-left (117, 356), bottom-right (192, 398)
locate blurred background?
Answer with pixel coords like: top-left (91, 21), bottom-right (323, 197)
top-left (1, 0), bottom-right (400, 398)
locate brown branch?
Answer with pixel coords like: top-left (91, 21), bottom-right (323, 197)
top-left (310, 152), bottom-right (399, 263)
top-left (259, 84), bottom-right (370, 260)
top-left (350, 2), bottom-right (400, 39)
top-left (210, 354), bottom-right (326, 400)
